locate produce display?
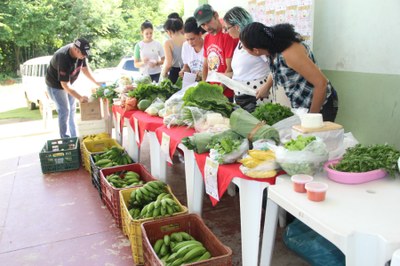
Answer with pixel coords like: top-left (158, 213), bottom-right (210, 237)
top-left (105, 171), bottom-right (144, 188)
top-left (92, 83), bottom-right (119, 101)
top-left (128, 181), bottom-right (182, 219)
top-left (252, 102), bottom-right (293, 126)
top-left (276, 135), bottom-right (328, 176)
top-left (284, 135), bottom-right (316, 151)
top-left (239, 150), bottom-right (278, 178)
top-left (230, 108), bottom-right (280, 144)
top-left (330, 144), bottom-right (400, 176)
top-left (208, 136), bottom-right (248, 164)
top-left (93, 146), bottom-right (133, 167)
top-left (127, 79), bottom-right (180, 102)
top-left (82, 132), bottom-right (110, 142)
top-left (182, 129), bottom-right (242, 154)
top-left (152, 231), bottom-right (211, 265)
top-left (182, 82), bottom-right (233, 117)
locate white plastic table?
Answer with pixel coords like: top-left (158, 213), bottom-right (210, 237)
top-left (176, 145), bottom-right (271, 266)
top-left (126, 118), bottom-right (140, 162)
top-left (261, 174), bottom-right (400, 266)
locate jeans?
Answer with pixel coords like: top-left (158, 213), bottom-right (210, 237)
top-left (46, 86), bottom-right (76, 138)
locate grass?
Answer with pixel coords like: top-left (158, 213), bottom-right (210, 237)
top-left (0, 107), bottom-right (58, 124)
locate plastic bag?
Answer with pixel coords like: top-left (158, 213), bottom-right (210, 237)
top-left (209, 139), bottom-right (249, 164)
top-left (272, 114), bottom-right (301, 143)
top-left (284, 219), bottom-right (345, 266)
top-left (182, 106), bottom-right (230, 133)
top-left (292, 128), bottom-right (345, 161)
top-left (275, 137), bottom-right (329, 176)
top-left (145, 98), bottom-right (164, 116)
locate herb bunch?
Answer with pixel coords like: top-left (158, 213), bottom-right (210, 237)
top-left (331, 144), bottom-right (400, 176)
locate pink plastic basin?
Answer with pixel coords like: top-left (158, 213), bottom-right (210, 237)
top-left (324, 159), bottom-right (387, 184)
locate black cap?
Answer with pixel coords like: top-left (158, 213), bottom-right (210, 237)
top-left (73, 38), bottom-right (90, 56)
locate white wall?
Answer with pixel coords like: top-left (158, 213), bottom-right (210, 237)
top-left (313, 0), bottom-right (400, 75)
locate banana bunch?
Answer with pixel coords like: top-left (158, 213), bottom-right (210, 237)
top-left (106, 171), bottom-right (144, 188)
top-left (82, 132), bottom-right (110, 142)
top-left (139, 193), bottom-right (181, 219)
top-left (129, 181), bottom-right (167, 207)
top-left (93, 146), bottom-right (133, 168)
top-left (152, 231), bottom-right (212, 265)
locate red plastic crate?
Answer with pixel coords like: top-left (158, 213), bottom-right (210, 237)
top-left (100, 164), bottom-right (157, 227)
top-left (141, 214), bottom-right (232, 266)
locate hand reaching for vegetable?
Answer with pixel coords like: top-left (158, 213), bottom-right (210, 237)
top-left (256, 86), bottom-right (269, 100)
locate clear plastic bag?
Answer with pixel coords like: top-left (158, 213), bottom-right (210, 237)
top-left (274, 138), bottom-right (329, 176)
top-left (145, 98), bottom-right (165, 116)
top-left (291, 128), bottom-right (345, 161)
top-left (209, 139), bottom-right (249, 164)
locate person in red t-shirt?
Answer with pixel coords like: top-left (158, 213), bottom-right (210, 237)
top-left (194, 4), bottom-right (238, 101)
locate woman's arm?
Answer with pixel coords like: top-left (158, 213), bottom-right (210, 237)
top-left (283, 43), bottom-right (328, 113)
top-left (179, 64), bottom-right (191, 77)
top-left (202, 57), bottom-right (209, 81)
top-left (133, 43), bottom-right (147, 68)
top-left (161, 41), bottom-right (172, 78)
top-left (256, 73), bottom-right (273, 99)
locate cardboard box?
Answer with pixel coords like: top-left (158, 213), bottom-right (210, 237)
top-left (80, 99), bottom-right (102, 121)
top-left (77, 119), bottom-right (107, 137)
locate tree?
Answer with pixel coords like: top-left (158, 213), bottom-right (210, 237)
top-left (0, 0), bottom-right (182, 77)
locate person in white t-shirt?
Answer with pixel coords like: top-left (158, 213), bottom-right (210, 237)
top-left (223, 7), bottom-right (272, 112)
top-left (179, 17), bottom-right (205, 81)
top-left (134, 21), bottom-right (165, 82)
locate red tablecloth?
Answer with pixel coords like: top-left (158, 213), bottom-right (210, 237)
top-left (155, 125), bottom-right (196, 160)
top-left (112, 105), bottom-right (137, 132)
top-left (129, 111), bottom-right (164, 146)
top-left (194, 152), bottom-right (283, 206)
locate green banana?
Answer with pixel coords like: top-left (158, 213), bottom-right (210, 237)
top-left (182, 246), bottom-right (207, 262)
top-left (153, 239), bottom-right (164, 255)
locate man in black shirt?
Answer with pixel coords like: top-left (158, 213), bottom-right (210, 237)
top-left (45, 38), bottom-right (100, 138)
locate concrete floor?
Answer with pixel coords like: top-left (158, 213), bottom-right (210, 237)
top-left (0, 118), bottom-right (309, 266)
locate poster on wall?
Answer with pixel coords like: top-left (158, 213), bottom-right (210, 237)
top-left (248, 0), bottom-right (314, 47)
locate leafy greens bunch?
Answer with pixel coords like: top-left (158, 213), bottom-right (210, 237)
top-left (127, 79), bottom-right (180, 102)
top-left (331, 144), bottom-right (400, 176)
top-left (182, 82), bottom-right (233, 117)
top-left (252, 103), bottom-right (293, 126)
top-left (284, 135), bottom-right (316, 151)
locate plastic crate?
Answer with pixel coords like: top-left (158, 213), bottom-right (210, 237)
top-left (90, 152), bottom-right (106, 200)
top-left (141, 214), bottom-right (232, 266)
top-left (120, 186), bottom-right (188, 265)
top-left (81, 138), bottom-right (121, 173)
top-left (39, 137), bottom-right (80, 174)
top-left (100, 164), bottom-right (157, 228)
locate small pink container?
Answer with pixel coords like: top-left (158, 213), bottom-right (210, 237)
top-left (305, 182), bottom-right (328, 202)
top-left (291, 174), bottom-right (313, 193)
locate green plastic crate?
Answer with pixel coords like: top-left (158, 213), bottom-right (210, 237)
top-left (39, 137), bottom-right (80, 174)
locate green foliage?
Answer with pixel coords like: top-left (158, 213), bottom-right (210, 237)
top-left (284, 135), bottom-right (316, 151)
top-left (252, 103), bottom-right (293, 126)
top-left (127, 79), bottom-right (180, 102)
top-left (331, 144), bottom-right (400, 176)
top-left (182, 82), bottom-right (233, 117)
top-left (0, 0), bottom-right (181, 74)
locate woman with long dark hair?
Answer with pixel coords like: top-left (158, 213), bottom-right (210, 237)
top-left (161, 16), bottom-right (185, 83)
top-left (179, 17), bottom-right (205, 81)
top-left (240, 22), bottom-right (338, 121)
